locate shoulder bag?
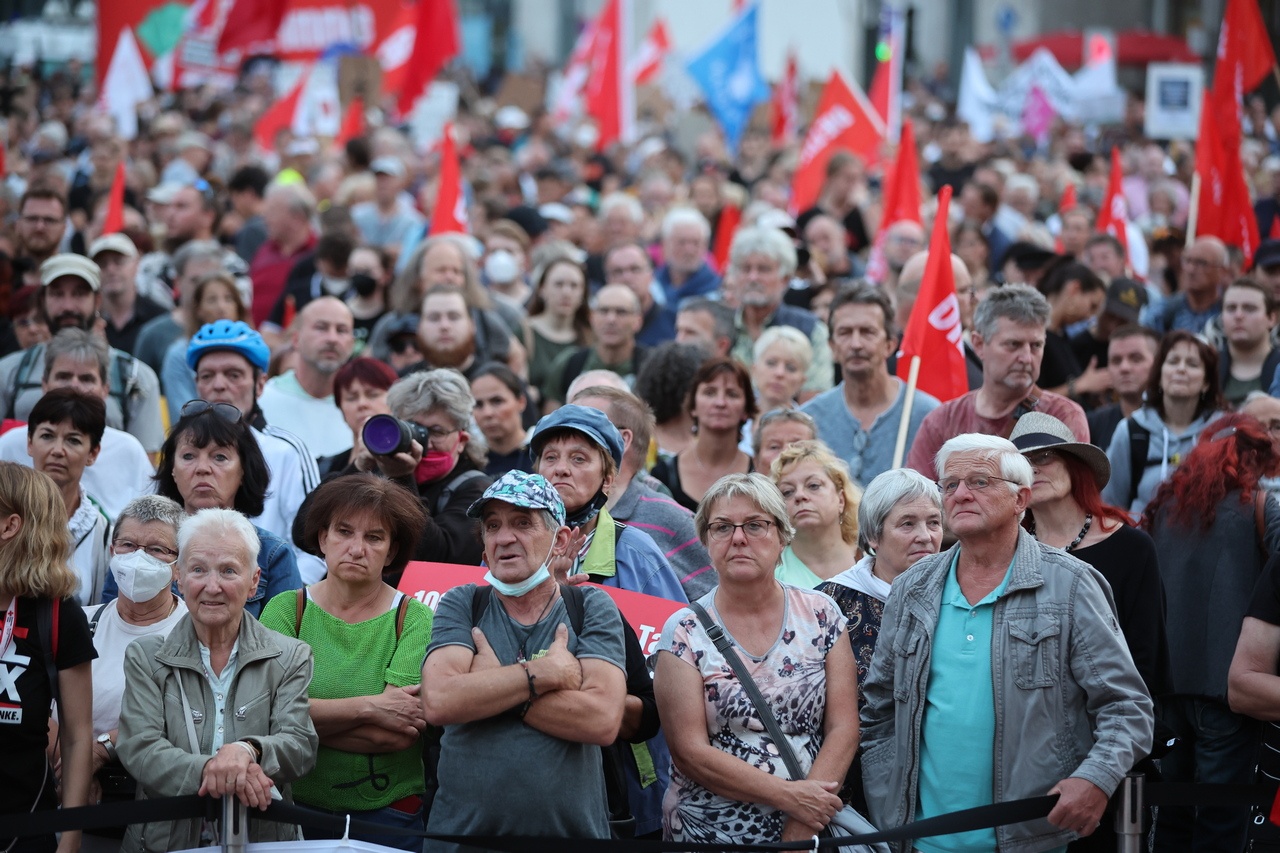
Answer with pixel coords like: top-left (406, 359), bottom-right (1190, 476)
top-left (688, 600), bottom-right (889, 853)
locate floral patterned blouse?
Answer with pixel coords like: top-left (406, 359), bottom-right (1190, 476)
top-left (659, 584), bottom-right (847, 845)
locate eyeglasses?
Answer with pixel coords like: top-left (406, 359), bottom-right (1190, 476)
top-left (1024, 450), bottom-right (1061, 467)
top-left (706, 519), bottom-right (776, 541)
top-left (937, 475), bottom-right (1020, 496)
top-left (113, 539), bottom-right (179, 561)
top-left (180, 399), bottom-right (242, 422)
top-left (593, 305), bottom-right (636, 317)
top-left (423, 425), bottom-right (459, 449)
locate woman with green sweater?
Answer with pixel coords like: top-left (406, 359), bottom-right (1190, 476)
top-left (261, 474), bottom-right (431, 849)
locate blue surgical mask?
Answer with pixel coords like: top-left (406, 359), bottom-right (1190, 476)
top-left (483, 543), bottom-right (555, 598)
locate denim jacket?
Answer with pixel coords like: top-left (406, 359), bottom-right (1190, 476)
top-left (860, 530), bottom-right (1154, 853)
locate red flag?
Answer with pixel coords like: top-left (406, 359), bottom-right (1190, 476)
top-left (897, 185), bottom-right (968, 402)
top-left (711, 202), bottom-right (742, 272)
top-left (1216, 0), bottom-right (1277, 120)
top-left (1096, 147), bottom-right (1130, 262)
top-left (1059, 182), bottom-right (1077, 213)
top-left (216, 0), bottom-right (287, 54)
top-left (375, 2), bottom-right (417, 96)
top-left (630, 18), bottom-right (669, 85)
top-left (771, 50), bottom-right (798, 147)
top-left (789, 71), bottom-right (885, 215)
top-left (397, 0), bottom-right (460, 118)
top-left (583, 0), bottom-right (635, 150)
top-left (862, 119), bottom-right (920, 283)
top-left (429, 122), bottom-right (468, 235)
top-left (335, 96), bottom-right (366, 147)
top-left (254, 75), bottom-right (305, 151)
top-left (102, 161), bottom-right (127, 235)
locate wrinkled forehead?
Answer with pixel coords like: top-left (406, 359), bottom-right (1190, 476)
top-left (939, 449), bottom-right (1000, 479)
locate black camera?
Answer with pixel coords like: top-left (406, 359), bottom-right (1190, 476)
top-left (362, 414), bottom-right (432, 456)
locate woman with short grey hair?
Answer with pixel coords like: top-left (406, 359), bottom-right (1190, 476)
top-left (742, 327), bottom-right (813, 456)
top-left (386, 369), bottom-right (488, 467)
top-left (656, 472), bottom-right (859, 846)
top-left (816, 468), bottom-right (943, 813)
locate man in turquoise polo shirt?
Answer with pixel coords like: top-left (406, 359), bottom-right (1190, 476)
top-left (860, 434), bottom-right (1153, 852)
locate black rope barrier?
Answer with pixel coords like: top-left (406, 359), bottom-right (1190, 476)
top-left (0, 783), bottom-right (1273, 850)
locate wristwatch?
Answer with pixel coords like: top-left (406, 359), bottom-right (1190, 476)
top-left (96, 732), bottom-right (118, 763)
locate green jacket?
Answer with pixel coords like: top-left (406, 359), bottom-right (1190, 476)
top-left (117, 613), bottom-right (318, 853)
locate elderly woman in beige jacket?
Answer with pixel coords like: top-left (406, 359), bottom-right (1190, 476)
top-left (118, 508), bottom-right (317, 853)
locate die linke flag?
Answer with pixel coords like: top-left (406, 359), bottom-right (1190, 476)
top-left (396, 0), bottom-right (461, 118)
top-left (897, 185), bottom-right (968, 403)
top-left (216, 0), bottom-right (287, 54)
top-left (583, 0), bottom-right (636, 151)
top-left (789, 70), bottom-right (884, 215)
top-left (429, 122), bottom-right (468, 235)
top-left (1096, 147), bottom-right (1130, 262)
top-left (685, 2), bottom-right (770, 153)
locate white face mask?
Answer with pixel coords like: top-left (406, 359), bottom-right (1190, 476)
top-left (110, 550), bottom-right (176, 602)
top-left (483, 542), bottom-right (556, 598)
top-left (484, 250), bottom-right (520, 285)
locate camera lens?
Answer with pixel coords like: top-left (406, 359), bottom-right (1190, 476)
top-left (362, 414), bottom-right (408, 456)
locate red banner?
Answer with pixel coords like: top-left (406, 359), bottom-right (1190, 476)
top-left (396, 562), bottom-right (686, 657)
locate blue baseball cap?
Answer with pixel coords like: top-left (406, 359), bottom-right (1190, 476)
top-left (466, 471), bottom-right (567, 527)
top-left (529, 404), bottom-right (625, 468)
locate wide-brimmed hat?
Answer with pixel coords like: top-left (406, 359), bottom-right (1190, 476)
top-left (1009, 412), bottom-right (1110, 488)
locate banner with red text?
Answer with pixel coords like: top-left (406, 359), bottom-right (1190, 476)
top-left (397, 562), bottom-right (685, 657)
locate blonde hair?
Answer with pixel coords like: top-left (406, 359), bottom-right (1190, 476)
top-left (0, 462), bottom-right (77, 599)
top-left (771, 440), bottom-right (863, 546)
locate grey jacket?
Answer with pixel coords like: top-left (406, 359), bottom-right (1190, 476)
top-left (117, 613), bottom-right (318, 853)
top-left (860, 530), bottom-right (1154, 853)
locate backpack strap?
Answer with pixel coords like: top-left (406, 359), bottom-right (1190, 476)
top-left (1127, 417), bottom-right (1151, 509)
top-left (88, 602), bottom-right (110, 638)
top-left (1256, 491), bottom-right (1271, 557)
top-left (394, 593), bottom-right (410, 640)
top-left (436, 469), bottom-right (488, 516)
top-left (35, 598), bottom-right (60, 710)
top-left (12, 345), bottom-right (42, 399)
top-left (109, 352), bottom-right (141, 433)
top-left (470, 584), bottom-right (491, 627)
top-left (560, 347), bottom-right (593, 397)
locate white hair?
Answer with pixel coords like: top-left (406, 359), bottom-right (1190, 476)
top-left (935, 434), bottom-right (1033, 492)
top-left (753, 325), bottom-right (814, 369)
top-left (178, 508), bottom-right (260, 568)
top-left (598, 192), bottom-right (644, 225)
top-left (661, 206), bottom-right (711, 242)
top-left (1005, 172), bottom-right (1039, 202)
top-left (857, 468), bottom-right (942, 551)
top-left (729, 226), bottom-right (798, 278)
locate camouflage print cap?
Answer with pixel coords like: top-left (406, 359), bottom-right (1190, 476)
top-left (466, 470), bottom-right (567, 527)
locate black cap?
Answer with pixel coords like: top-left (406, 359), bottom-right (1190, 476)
top-left (1255, 239), bottom-right (1280, 271)
top-left (1103, 278), bottom-right (1148, 323)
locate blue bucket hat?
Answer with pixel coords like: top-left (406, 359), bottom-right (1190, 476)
top-left (466, 471), bottom-right (567, 527)
top-left (529, 404), bottom-right (625, 468)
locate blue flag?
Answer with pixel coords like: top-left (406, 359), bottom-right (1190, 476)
top-left (685, 4), bottom-right (770, 153)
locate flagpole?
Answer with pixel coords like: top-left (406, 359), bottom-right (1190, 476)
top-left (1186, 172), bottom-right (1201, 246)
top-left (892, 355), bottom-right (921, 470)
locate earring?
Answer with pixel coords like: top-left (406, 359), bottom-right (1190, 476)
top-left (691, 418), bottom-right (699, 436)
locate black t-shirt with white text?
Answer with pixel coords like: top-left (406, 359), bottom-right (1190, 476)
top-left (0, 596), bottom-right (96, 845)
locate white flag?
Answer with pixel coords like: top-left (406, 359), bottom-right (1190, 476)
top-left (957, 48), bottom-right (999, 143)
top-left (294, 60), bottom-right (341, 138)
top-left (100, 28), bottom-right (152, 140)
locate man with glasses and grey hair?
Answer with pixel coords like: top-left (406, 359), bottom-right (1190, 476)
top-left (907, 284), bottom-right (1088, 480)
top-left (862, 433), bottom-right (1153, 853)
top-left (726, 225), bottom-right (834, 400)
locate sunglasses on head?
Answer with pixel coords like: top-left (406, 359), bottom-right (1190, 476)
top-left (180, 399), bottom-right (242, 422)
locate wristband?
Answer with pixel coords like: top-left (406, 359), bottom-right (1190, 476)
top-left (519, 660), bottom-right (539, 700)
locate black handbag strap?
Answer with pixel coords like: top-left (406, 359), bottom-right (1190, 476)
top-left (687, 600), bottom-right (808, 783)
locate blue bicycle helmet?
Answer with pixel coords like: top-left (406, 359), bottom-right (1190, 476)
top-left (186, 320), bottom-right (270, 372)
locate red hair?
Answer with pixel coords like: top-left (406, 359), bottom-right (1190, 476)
top-left (1142, 412), bottom-right (1279, 532)
top-left (1023, 452), bottom-right (1134, 534)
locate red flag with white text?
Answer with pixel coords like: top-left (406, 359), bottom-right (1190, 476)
top-left (1096, 147), bottom-right (1130, 262)
top-left (397, 0), bottom-right (460, 118)
top-left (630, 18), bottom-right (670, 85)
top-left (583, 0), bottom-right (635, 150)
top-left (790, 70), bottom-right (884, 215)
top-left (897, 185), bottom-right (968, 402)
top-left (430, 122), bottom-right (468, 235)
top-left (771, 50), bottom-right (798, 147)
top-left (216, 0), bottom-right (287, 54)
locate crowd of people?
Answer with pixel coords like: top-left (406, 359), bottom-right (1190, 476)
top-left (5, 47), bottom-right (1280, 853)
